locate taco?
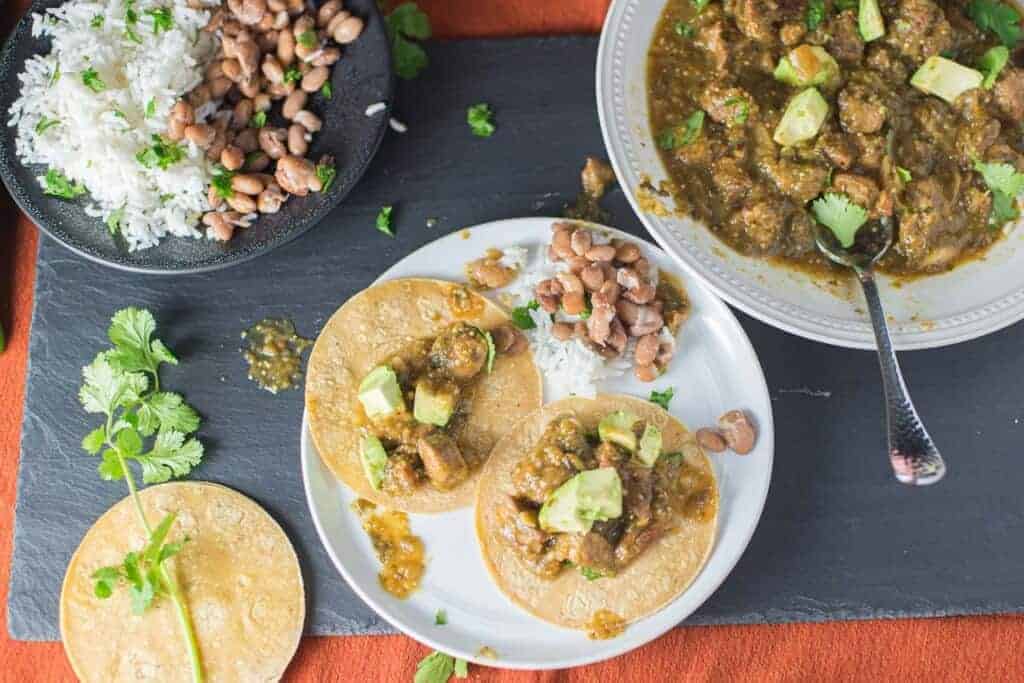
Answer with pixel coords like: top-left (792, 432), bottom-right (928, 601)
top-left (60, 482), bottom-right (305, 682)
top-left (305, 278), bottom-right (542, 513)
top-left (475, 395), bottom-right (718, 633)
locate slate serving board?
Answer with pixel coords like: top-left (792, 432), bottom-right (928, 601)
top-left (10, 36), bottom-right (1024, 641)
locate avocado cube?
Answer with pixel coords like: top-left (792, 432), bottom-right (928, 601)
top-left (773, 88), bottom-right (829, 147)
top-left (773, 46), bottom-right (839, 88)
top-left (357, 365), bottom-right (404, 418)
top-left (539, 467), bottom-right (623, 533)
top-left (597, 411), bottom-right (640, 452)
top-left (911, 56), bottom-right (983, 105)
top-left (637, 424), bottom-right (663, 467)
top-left (413, 376), bottom-right (459, 427)
top-left (360, 434), bottom-right (388, 491)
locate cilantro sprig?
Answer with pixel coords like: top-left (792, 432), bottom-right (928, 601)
top-left (376, 205), bottom-right (394, 236)
top-left (81, 67), bottom-right (106, 92)
top-left (810, 193), bottom-right (869, 248)
top-left (136, 135), bottom-right (185, 170)
top-left (78, 308), bottom-right (205, 682)
top-left (385, 2), bottom-right (432, 80)
top-left (967, 0), bottom-right (1023, 47)
top-left (146, 6), bottom-right (173, 34)
top-left (657, 111), bottom-right (705, 150)
top-left (649, 387), bottom-right (674, 410)
top-left (510, 300), bottom-right (540, 329)
top-left (806, 0), bottom-right (826, 30)
top-left (414, 651), bottom-right (469, 683)
top-left (316, 163), bottom-right (337, 192)
top-left (978, 45), bottom-right (1010, 89)
top-left (974, 159), bottom-right (1024, 225)
top-left (467, 103), bottom-right (495, 137)
top-left (43, 168), bottom-right (86, 199)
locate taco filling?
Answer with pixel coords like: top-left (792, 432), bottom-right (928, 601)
top-left (496, 411), bottom-right (715, 580)
top-left (356, 320), bottom-right (527, 494)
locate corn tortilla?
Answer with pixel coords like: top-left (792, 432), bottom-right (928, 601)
top-left (60, 482), bottom-right (305, 683)
top-left (305, 278), bottom-right (542, 513)
top-left (475, 395), bottom-right (718, 629)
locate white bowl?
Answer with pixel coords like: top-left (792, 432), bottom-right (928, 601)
top-left (597, 0), bottom-right (1024, 349)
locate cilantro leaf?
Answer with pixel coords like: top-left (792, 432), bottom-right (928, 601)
top-left (107, 307), bottom-right (178, 378)
top-left (391, 33), bottom-right (428, 79)
top-left (136, 135), bottom-right (185, 170)
top-left (434, 609), bottom-right (447, 625)
top-left (896, 166), bottom-right (913, 183)
top-left (211, 165), bottom-right (235, 199)
top-left (649, 387), bottom-right (675, 410)
top-left (105, 206), bottom-right (125, 235)
top-left (385, 4), bottom-right (432, 80)
top-left (978, 45), bottom-right (1010, 89)
top-left (511, 300), bottom-right (540, 329)
top-left (81, 67), bottom-right (105, 92)
top-left (43, 168), bottom-right (86, 199)
top-left (130, 429), bottom-right (204, 484)
top-left (968, 1), bottom-right (1023, 47)
top-left (79, 354), bottom-right (148, 416)
top-left (35, 116), bottom-right (60, 134)
top-left (145, 98), bottom-right (156, 118)
top-left (297, 30), bottom-right (317, 49)
top-left (692, 0), bottom-right (711, 11)
top-left (320, 81), bottom-right (332, 99)
top-left (82, 426), bottom-right (107, 454)
top-left (414, 651), bottom-right (455, 683)
top-left (723, 96), bottom-right (750, 124)
top-left (388, 3), bottom-right (432, 39)
top-left (975, 159), bottom-right (1024, 225)
top-left (810, 192), bottom-right (869, 248)
top-left (250, 110), bottom-right (267, 128)
top-left (657, 111), bottom-right (705, 150)
top-left (467, 103), bottom-right (495, 137)
top-left (91, 14), bottom-right (104, 28)
top-left (135, 391), bottom-right (200, 436)
top-left (376, 205), bottom-right (394, 236)
top-left (674, 21), bottom-right (695, 38)
top-left (806, 0), bottom-right (826, 30)
top-left (146, 7), bottom-right (173, 34)
top-left (283, 67), bottom-right (302, 85)
top-left (579, 566), bottom-right (606, 581)
top-left (316, 163), bottom-right (337, 192)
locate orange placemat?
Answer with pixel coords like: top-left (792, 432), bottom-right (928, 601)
top-left (2, 1), bottom-right (1023, 680)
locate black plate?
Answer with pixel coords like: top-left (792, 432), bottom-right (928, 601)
top-left (0, 0), bottom-right (393, 273)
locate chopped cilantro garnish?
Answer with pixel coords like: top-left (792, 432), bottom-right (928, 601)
top-left (43, 168), bottom-right (86, 199)
top-left (657, 110), bottom-right (705, 149)
top-left (250, 110), bottom-right (267, 128)
top-left (316, 163), bottom-right (337, 192)
top-left (211, 165), bottom-right (235, 199)
top-left (649, 387), bottom-right (674, 410)
top-left (375, 205), bottom-right (394, 236)
top-left (896, 166), bottom-right (912, 183)
top-left (691, 0), bottom-right (711, 11)
top-left (81, 67), bottom-right (106, 92)
top-left (145, 98), bottom-right (156, 118)
top-left (511, 300), bottom-right (539, 329)
top-left (674, 21), bottom-right (695, 38)
top-left (414, 651), bottom-right (468, 683)
top-left (113, 109), bottom-right (126, 119)
top-left (91, 14), bottom-right (104, 28)
top-left (320, 81), bottom-right (332, 99)
top-left (978, 45), bottom-right (1010, 89)
top-left (724, 96), bottom-right (750, 124)
top-left (146, 7), bottom-right (173, 34)
top-left (967, 1), bottom-right (1022, 47)
top-left (35, 116), bottom-right (60, 134)
top-left (49, 61), bottom-right (61, 85)
top-left (283, 67), bottom-right (302, 85)
top-left (835, 0), bottom-right (858, 9)
top-left (135, 135), bottom-right (185, 170)
top-left (434, 609), bottom-right (447, 625)
top-left (467, 103), bottom-right (495, 137)
top-left (810, 192), bottom-right (869, 248)
top-left (974, 159), bottom-right (1024, 225)
top-left (297, 30), bottom-right (317, 49)
top-left (385, 2), bottom-right (432, 79)
top-left (105, 206), bottom-right (125, 235)
top-left (806, 0), bottom-right (826, 30)
top-left (580, 566), bottom-right (606, 581)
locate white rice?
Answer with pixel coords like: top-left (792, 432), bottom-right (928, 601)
top-left (495, 238), bottom-right (665, 401)
top-left (9, 0), bottom-right (218, 251)
top-left (364, 101), bottom-right (386, 117)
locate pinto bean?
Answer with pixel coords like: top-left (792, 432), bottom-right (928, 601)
top-left (267, 80), bottom-right (295, 98)
top-left (232, 99), bottom-right (253, 130)
top-left (221, 145), bottom-right (245, 170)
top-left (633, 257), bottom-right (651, 278)
top-left (184, 123), bottom-right (216, 148)
top-left (226, 192), bottom-right (258, 213)
top-left (556, 272), bottom-right (584, 295)
top-left (231, 173), bottom-right (266, 195)
top-left (167, 118), bottom-right (186, 141)
top-left (587, 305), bottom-right (615, 346)
top-left (267, 0), bottom-right (286, 11)
top-left (287, 123), bottom-right (308, 156)
top-left (551, 228), bottom-right (574, 260)
top-left (634, 364), bottom-right (658, 382)
top-left (186, 83), bottom-right (211, 108)
top-left (293, 109), bottom-right (322, 132)
top-left (615, 298), bottom-right (639, 324)
top-left (209, 76), bottom-right (233, 99)
top-left (291, 15), bottom-right (314, 38)
top-left (258, 28), bottom-right (278, 51)
top-left (206, 130), bottom-right (228, 161)
top-left (326, 10), bottom-right (351, 36)
top-left (718, 410), bottom-right (756, 455)
top-left (566, 256), bottom-right (589, 274)
top-left (552, 322), bottom-right (574, 341)
top-left (332, 14), bottom-right (363, 43)
top-left (627, 306), bottom-right (664, 337)
top-left (656, 340), bottom-right (675, 367)
top-left (277, 29), bottom-right (296, 65)
top-left (562, 292), bottom-right (586, 316)
top-left (207, 185), bottom-right (223, 209)
top-left (535, 278), bottom-right (562, 313)
top-left (285, 0), bottom-right (303, 15)
top-left (624, 282), bottom-right (656, 305)
top-left (634, 334), bottom-right (660, 366)
top-left (317, 0), bottom-right (343, 26)
top-left (235, 38), bottom-right (261, 77)
top-left (312, 47), bottom-right (341, 67)
top-left (580, 264), bottom-right (605, 291)
top-left (282, 89), bottom-right (307, 119)
top-left (203, 212), bottom-right (234, 241)
top-left (570, 229), bottom-right (592, 256)
top-left (616, 267), bottom-right (641, 290)
top-left (222, 57), bottom-right (242, 81)
top-left (238, 75), bottom-right (262, 98)
top-left (696, 428), bottom-right (728, 453)
top-left (170, 100), bottom-right (194, 126)
top-left (591, 280), bottom-right (619, 308)
top-left (257, 182), bottom-right (286, 213)
top-left (228, 0), bottom-right (266, 25)
top-left (262, 54), bottom-right (285, 83)
top-left (205, 60), bottom-right (225, 81)
top-left (244, 150), bottom-right (271, 171)
top-left (275, 154), bottom-right (320, 195)
top-left (300, 66), bottom-right (329, 93)
top-left (258, 127), bottom-right (288, 159)
top-left (614, 241), bottom-right (641, 263)
top-left (585, 244), bottom-right (616, 262)
top-left (607, 318), bottom-right (627, 354)
top-left (271, 9), bottom-right (289, 29)
top-left (204, 8), bottom-right (225, 32)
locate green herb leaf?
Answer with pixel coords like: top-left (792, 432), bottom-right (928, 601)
top-left (723, 96), bottom-right (750, 124)
top-left (674, 21), bottom-right (695, 38)
top-left (49, 61), bottom-right (61, 85)
top-left (146, 7), bottom-right (173, 34)
top-left (967, 0), bottom-right (1023, 47)
top-left (211, 165), bottom-right (235, 199)
top-left (974, 159), bottom-right (1024, 225)
top-left (467, 103), bottom-right (495, 137)
top-left (135, 391), bottom-right (200, 436)
top-left (657, 110), bottom-right (705, 150)
top-left (810, 192), bottom-right (869, 248)
top-left (81, 67), bottom-right (106, 92)
top-left (79, 354), bottom-right (148, 416)
top-left (375, 205), bottom-right (394, 236)
top-left (414, 651), bottom-right (455, 683)
top-left (649, 387), bottom-right (675, 410)
top-left (579, 566), bottom-right (606, 581)
top-left (105, 206), bottom-right (125, 235)
top-left (92, 565), bottom-right (121, 598)
top-left (480, 328), bottom-right (496, 373)
top-left (82, 426), bottom-right (107, 454)
top-left (116, 426), bottom-right (143, 457)
top-left (387, 2), bottom-right (432, 40)
top-left (978, 45), bottom-right (1010, 89)
top-left (43, 168), bottom-right (86, 199)
top-left (320, 81), bottom-right (333, 99)
top-left (434, 609), bottom-right (447, 625)
top-left (249, 110), bottom-right (267, 128)
top-left (391, 33), bottom-right (429, 80)
top-left (510, 300), bottom-right (540, 330)
top-left (896, 166), bottom-right (913, 183)
top-left (129, 429), bottom-right (204, 484)
top-left (91, 14), bottom-right (104, 28)
top-left (35, 116), bottom-right (60, 134)
top-left (124, 27), bottom-right (142, 43)
top-left (806, 0), bottom-right (826, 30)
top-left (297, 30), bottom-right (317, 49)
top-left (316, 163), bottom-right (337, 192)
top-left (136, 135), bottom-right (185, 170)
top-left (691, 0), bottom-right (711, 11)
top-left (283, 67), bottom-right (302, 85)
top-left (145, 98), bottom-right (156, 118)
top-left (835, 0), bottom-right (858, 9)
top-left (107, 307), bottom-right (179, 378)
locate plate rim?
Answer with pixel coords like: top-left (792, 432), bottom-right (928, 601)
top-left (0, 0), bottom-right (394, 275)
top-left (299, 216), bottom-right (775, 670)
top-left (595, 0), bottom-right (1024, 351)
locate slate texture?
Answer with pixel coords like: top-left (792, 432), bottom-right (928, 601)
top-left (10, 37), bottom-right (1024, 640)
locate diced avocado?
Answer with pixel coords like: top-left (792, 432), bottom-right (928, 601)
top-left (357, 365), bottom-right (404, 418)
top-left (538, 467), bottom-right (623, 534)
top-left (637, 424), bottom-right (663, 467)
top-left (911, 56), bottom-right (983, 105)
top-left (597, 411), bottom-right (639, 452)
top-left (773, 88), bottom-right (829, 147)
top-left (859, 0), bottom-right (885, 42)
top-left (773, 46), bottom-right (840, 88)
top-left (413, 376), bottom-right (458, 427)
top-left (360, 434), bottom-right (388, 490)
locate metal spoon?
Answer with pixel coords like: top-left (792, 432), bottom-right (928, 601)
top-left (814, 217), bottom-right (946, 486)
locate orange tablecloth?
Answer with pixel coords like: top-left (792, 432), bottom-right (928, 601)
top-left (2, 1), bottom-right (1024, 680)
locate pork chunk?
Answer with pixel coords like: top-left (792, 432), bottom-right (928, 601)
top-left (417, 433), bottom-right (469, 490)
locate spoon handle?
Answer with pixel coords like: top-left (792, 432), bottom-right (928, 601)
top-left (857, 269), bottom-right (946, 485)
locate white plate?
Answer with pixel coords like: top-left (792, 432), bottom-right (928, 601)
top-left (597, 0), bottom-right (1024, 350)
top-left (300, 217), bottom-right (774, 670)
